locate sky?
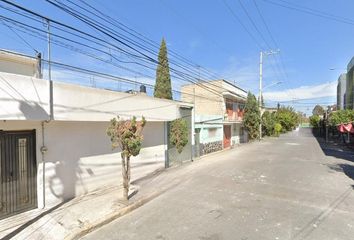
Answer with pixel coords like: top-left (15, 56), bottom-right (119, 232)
top-left (1, 0), bottom-right (354, 115)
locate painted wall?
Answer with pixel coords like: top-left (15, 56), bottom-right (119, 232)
top-left (0, 120), bottom-right (166, 208)
top-left (198, 125), bottom-right (223, 144)
top-left (231, 123), bottom-right (241, 145)
top-left (0, 72), bottom-right (192, 122)
top-left (0, 50), bottom-right (38, 77)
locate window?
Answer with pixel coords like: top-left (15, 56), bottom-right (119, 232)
top-left (208, 128), bottom-right (218, 138)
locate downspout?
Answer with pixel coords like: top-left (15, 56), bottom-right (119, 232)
top-left (36, 52), bottom-right (42, 79)
top-left (40, 121), bottom-right (48, 209)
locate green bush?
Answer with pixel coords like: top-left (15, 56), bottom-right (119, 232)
top-left (309, 115), bottom-right (321, 128)
top-left (170, 118), bottom-right (189, 153)
top-left (275, 107), bottom-right (299, 132)
top-left (262, 111), bottom-right (276, 136)
top-left (274, 123), bottom-right (282, 136)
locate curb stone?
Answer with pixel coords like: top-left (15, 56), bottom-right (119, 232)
top-left (65, 190), bottom-right (160, 240)
top-left (66, 181), bottom-right (181, 240)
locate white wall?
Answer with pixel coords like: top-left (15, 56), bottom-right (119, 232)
top-left (231, 123), bottom-right (241, 145)
top-left (0, 50), bottom-right (38, 77)
top-left (0, 72), bottom-right (192, 122)
top-left (0, 120), bottom-right (166, 208)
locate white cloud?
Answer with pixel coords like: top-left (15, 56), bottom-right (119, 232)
top-left (263, 81), bottom-right (337, 102)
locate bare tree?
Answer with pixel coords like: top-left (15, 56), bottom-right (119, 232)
top-left (107, 116), bottom-right (146, 200)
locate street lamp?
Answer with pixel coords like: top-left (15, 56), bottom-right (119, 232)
top-left (263, 81), bottom-right (283, 91)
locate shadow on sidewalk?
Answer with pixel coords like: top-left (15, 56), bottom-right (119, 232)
top-left (310, 128), bottom-right (354, 183)
top-left (1, 199), bottom-right (72, 240)
top-left (327, 163), bottom-right (354, 183)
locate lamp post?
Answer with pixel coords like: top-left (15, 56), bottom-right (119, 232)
top-left (263, 81), bottom-right (283, 91)
top-left (259, 50), bottom-right (280, 139)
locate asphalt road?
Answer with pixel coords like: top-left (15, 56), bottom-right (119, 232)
top-left (83, 128), bottom-right (354, 240)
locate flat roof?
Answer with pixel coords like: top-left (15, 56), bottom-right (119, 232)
top-left (182, 79), bottom-right (247, 93)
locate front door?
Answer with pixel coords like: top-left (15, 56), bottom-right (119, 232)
top-left (0, 130), bottom-right (37, 220)
top-left (223, 125), bottom-right (231, 148)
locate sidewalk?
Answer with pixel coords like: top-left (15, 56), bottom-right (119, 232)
top-left (0, 145), bottom-right (248, 240)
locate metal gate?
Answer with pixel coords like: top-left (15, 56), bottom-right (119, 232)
top-left (0, 130), bottom-right (37, 220)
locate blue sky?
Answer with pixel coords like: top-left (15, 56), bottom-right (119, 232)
top-left (1, 0), bottom-right (354, 115)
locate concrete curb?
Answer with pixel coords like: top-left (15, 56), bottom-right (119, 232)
top-left (65, 190), bottom-right (161, 240)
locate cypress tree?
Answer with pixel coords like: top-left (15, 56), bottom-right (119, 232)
top-left (154, 38), bottom-right (172, 99)
top-left (243, 92), bottom-right (261, 140)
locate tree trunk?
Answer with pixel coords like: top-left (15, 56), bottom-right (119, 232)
top-left (121, 153), bottom-right (129, 200)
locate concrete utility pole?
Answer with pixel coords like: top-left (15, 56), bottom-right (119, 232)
top-left (259, 49), bottom-right (280, 140)
top-left (47, 19), bottom-right (53, 120)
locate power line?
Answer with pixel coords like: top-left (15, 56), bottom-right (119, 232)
top-left (0, 0), bottom-right (249, 102)
top-left (237, 0), bottom-right (272, 50)
top-left (43, 0), bottom-right (230, 97)
top-left (250, 0), bottom-right (295, 100)
top-left (0, 18), bottom-right (38, 53)
top-left (221, 0), bottom-right (263, 50)
top-left (82, 0), bottom-right (224, 81)
top-left (262, 0), bottom-right (354, 26)
top-left (0, 0), bottom-right (224, 99)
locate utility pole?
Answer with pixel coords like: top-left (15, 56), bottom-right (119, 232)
top-left (47, 19), bottom-right (53, 120)
top-left (259, 51), bottom-right (263, 140)
top-left (259, 49), bottom-right (280, 140)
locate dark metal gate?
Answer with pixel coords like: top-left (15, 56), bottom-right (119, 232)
top-left (0, 130), bottom-right (37, 220)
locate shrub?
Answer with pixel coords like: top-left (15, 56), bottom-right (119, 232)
top-left (274, 123), bottom-right (282, 136)
top-left (170, 118), bottom-right (189, 153)
top-left (262, 111), bottom-right (276, 136)
top-left (309, 115), bottom-right (321, 128)
top-left (275, 107), bottom-right (299, 131)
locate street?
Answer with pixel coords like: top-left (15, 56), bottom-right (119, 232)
top-left (83, 128), bottom-right (354, 240)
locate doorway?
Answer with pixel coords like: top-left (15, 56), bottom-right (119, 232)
top-left (0, 130), bottom-right (37, 219)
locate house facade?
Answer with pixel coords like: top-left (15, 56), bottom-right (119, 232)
top-left (181, 80), bottom-right (247, 156)
top-left (0, 50), bottom-right (193, 219)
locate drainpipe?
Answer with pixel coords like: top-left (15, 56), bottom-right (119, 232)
top-left (36, 52), bottom-right (42, 79)
top-left (40, 121), bottom-right (48, 209)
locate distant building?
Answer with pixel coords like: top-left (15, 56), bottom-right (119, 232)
top-left (181, 80), bottom-right (247, 156)
top-left (337, 73), bottom-right (346, 110)
top-left (346, 57), bottom-right (354, 109)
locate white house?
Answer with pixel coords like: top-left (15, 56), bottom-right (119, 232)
top-left (0, 50), bottom-right (193, 219)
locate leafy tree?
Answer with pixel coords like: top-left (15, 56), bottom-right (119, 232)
top-left (312, 105), bottom-right (324, 116)
top-left (107, 116), bottom-right (146, 200)
top-left (170, 118), bottom-right (189, 153)
top-left (276, 106), bottom-right (299, 132)
top-left (243, 92), bottom-right (261, 140)
top-left (154, 38), bottom-right (172, 99)
top-left (328, 109), bottom-right (354, 126)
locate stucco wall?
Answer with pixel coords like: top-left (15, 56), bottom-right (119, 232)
top-left (181, 81), bottom-right (223, 116)
top-left (198, 125), bottom-right (223, 144)
top-left (0, 120), bottom-right (165, 208)
top-left (0, 72), bottom-right (192, 122)
top-left (0, 50), bottom-right (38, 77)
top-left (231, 123), bottom-right (241, 145)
